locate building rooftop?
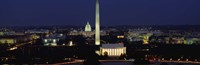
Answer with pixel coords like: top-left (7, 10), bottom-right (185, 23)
top-left (101, 44), bottom-right (125, 48)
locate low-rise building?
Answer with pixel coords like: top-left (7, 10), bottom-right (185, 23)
top-left (100, 44), bottom-right (126, 57)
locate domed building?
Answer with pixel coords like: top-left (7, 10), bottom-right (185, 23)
top-left (82, 21), bottom-right (94, 37)
top-left (85, 22), bottom-right (92, 32)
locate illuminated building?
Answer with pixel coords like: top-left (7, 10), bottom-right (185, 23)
top-left (25, 29), bottom-right (49, 34)
top-left (0, 35), bottom-right (31, 44)
top-left (82, 31), bottom-right (94, 37)
top-left (83, 22), bottom-right (93, 37)
top-left (30, 34), bottom-right (40, 40)
top-left (43, 39), bottom-right (57, 46)
top-left (43, 34), bottom-right (65, 46)
top-left (0, 32), bottom-right (4, 35)
top-left (85, 21), bottom-right (92, 32)
top-left (0, 38), bottom-right (16, 44)
top-left (68, 30), bottom-right (82, 35)
top-left (100, 44), bottom-right (126, 57)
top-left (117, 35), bottom-right (125, 39)
top-left (143, 33), bottom-right (152, 44)
top-left (0, 31), bottom-right (15, 35)
top-left (184, 37), bottom-right (200, 45)
top-left (68, 41), bottom-right (74, 46)
top-left (95, 0), bottom-right (100, 45)
top-left (126, 29), bottom-right (155, 44)
top-left (68, 30), bottom-right (107, 37)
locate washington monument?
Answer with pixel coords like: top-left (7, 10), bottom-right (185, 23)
top-left (95, 0), bottom-right (100, 45)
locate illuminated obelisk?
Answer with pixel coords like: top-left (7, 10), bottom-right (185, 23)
top-left (95, 0), bottom-right (100, 45)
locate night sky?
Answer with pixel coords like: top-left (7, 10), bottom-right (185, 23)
top-left (0, 0), bottom-right (200, 26)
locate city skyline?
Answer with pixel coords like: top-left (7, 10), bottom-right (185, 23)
top-left (1, 0), bottom-right (200, 65)
top-left (0, 0), bottom-right (200, 26)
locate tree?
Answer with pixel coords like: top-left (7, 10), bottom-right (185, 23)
top-left (83, 52), bottom-right (100, 65)
top-left (119, 53), bottom-right (127, 60)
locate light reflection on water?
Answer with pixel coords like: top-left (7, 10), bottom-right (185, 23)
top-left (2, 62), bottom-right (154, 65)
top-left (101, 62), bottom-right (133, 65)
top-left (101, 62), bottom-right (154, 65)
top-left (3, 63), bottom-right (154, 65)
top-left (65, 62), bottom-right (153, 65)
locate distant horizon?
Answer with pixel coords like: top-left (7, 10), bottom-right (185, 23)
top-left (1, 24), bottom-right (200, 27)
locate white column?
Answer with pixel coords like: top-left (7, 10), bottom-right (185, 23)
top-left (95, 0), bottom-right (100, 45)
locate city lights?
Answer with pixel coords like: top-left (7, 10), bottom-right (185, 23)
top-left (0, 0), bottom-right (199, 64)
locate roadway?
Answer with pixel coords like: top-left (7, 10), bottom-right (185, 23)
top-left (53, 59), bottom-right (134, 65)
top-left (158, 60), bottom-right (200, 64)
top-left (7, 40), bottom-right (33, 51)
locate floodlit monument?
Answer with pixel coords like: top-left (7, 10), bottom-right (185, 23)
top-left (100, 44), bottom-right (126, 57)
top-left (95, 0), bottom-right (100, 45)
top-left (85, 21), bottom-right (92, 32)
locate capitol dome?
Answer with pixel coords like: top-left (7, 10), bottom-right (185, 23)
top-left (85, 21), bottom-right (92, 32)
